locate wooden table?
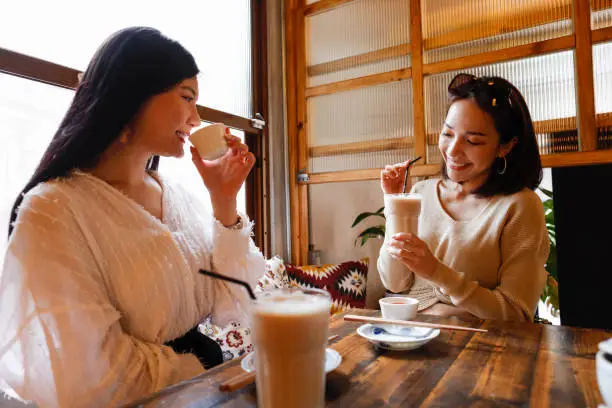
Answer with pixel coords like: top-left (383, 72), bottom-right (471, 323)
top-left (128, 310), bottom-right (611, 407)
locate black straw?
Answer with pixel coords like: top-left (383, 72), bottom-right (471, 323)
top-left (402, 156), bottom-right (422, 193)
top-left (198, 269), bottom-right (257, 300)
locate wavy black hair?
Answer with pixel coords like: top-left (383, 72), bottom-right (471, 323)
top-left (441, 73), bottom-right (542, 197)
top-left (8, 27), bottom-right (199, 237)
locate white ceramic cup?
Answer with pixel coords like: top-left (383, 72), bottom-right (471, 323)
top-left (379, 296), bottom-right (418, 320)
top-left (189, 123), bottom-right (228, 160)
top-left (597, 344), bottom-right (612, 407)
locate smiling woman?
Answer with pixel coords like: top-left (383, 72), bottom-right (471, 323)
top-left (377, 72), bottom-right (549, 323)
top-left (0, 27), bottom-right (265, 408)
top-left (0, 0), bottom-right (261, 258)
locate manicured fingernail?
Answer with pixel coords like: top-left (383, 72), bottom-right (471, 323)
top-left (225, 127), bottom-right (231, 134)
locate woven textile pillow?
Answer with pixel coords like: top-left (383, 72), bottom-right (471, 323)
top-left (201, 256), bottom-right (368, 362)
top-left (257, 256), bottom-right (369, 315)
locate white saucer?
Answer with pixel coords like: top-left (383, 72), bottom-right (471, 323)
top-left (357, 324), bottom-right (440, 350)
top-left (241, 348), bottom-right (342, 373)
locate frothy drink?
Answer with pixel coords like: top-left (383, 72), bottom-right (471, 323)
top-left (250, 289), bottom-right (331, 408)
top-left (384, 193), bottom-right (422, 237)
top-left (382, 193), bottom-right (422, 274)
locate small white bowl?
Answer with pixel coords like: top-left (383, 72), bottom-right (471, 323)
top-left (379, 296), bottom-right (418, 321)
top-left (597, 342), bottom-right (612, 407)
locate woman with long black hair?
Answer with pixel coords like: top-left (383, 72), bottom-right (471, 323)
top-left (0, 27), bottom-right (264, 407)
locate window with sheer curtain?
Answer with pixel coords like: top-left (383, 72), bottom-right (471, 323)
top-left (0, 0), bottom-right (254, 256)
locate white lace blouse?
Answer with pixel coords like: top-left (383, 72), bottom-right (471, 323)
top-left (0, 170), bottom-right (265, 407)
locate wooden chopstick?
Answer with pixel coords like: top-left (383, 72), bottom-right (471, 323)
top-left (219, 370), bottom-right (255, 392)
top-left (344, 315), bottom-right (488, 333)
top-left (219, 334), bottom-right (340, 392)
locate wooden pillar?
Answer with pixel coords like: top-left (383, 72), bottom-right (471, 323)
top-left (573, 0), bottom-right (597, 151)
top-left (286, 0), bottom-right (309, 265)
top-left (410, 0), bottom-right (427, 164)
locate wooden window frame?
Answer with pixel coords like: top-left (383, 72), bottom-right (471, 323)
top-left (0, 2), bottom-right (270, 255)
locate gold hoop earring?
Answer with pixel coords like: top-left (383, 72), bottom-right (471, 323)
top-left (497, 156), bottom-right (507, 175)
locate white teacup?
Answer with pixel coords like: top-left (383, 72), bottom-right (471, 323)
top-left (597, 339), bottom-right (612, 407)
top-left (189, 123), bottom-right (228, 160)
top-left (379, 296), bottom-right (418, 321)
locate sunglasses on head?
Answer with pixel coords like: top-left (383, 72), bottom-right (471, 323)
top-left (448, 73), bottom-right (515, 109)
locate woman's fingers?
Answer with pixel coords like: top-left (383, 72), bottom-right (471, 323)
top-left (190, 146), bottom-right (206, 171)
top-left (392, 232), bottom-right (413, 240)
top-left (388, 239), bottom-right (425, 256)
top-left (243, 152), bottom-right (256, 168)
top-left (383, 165), bottom-right (399, 178)
top-left (388, 247), bottom-right (419, 267)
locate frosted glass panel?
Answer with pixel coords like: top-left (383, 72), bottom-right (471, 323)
top-left (307, 0), bottom-right (410, 86)
top-left (593, 42), bottom-right (612, 114)
top-left (309, 55), bottom-right (411, 87)
top-left (308, 80), bottom-right (413, 173)
top-left (593, 41), bottom-right (612, 150)
top-left (0, 0), bottom-right (252, 117)
top-left (424, 51), bottom-right (577, 162)
top-left (592, 0), bottom-right (612, 29)
top-left (310, 149), bottom-right (415, 173)
top-left (422, 0), bottom-right (572, 63)
top-left (308, 0), bottom-right (410, 65)
top-left (0, 73), bottom-right (74, 256)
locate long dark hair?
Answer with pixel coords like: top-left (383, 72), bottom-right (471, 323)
top-left (441, 73), bottom-right (542, 197)
top-left (8, 27), bottom-right (199, 237)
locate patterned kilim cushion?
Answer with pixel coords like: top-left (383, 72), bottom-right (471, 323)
top-left (258, 256), bottom-right (369, 315)
top-left (202, 257), bottom-right (369, 362)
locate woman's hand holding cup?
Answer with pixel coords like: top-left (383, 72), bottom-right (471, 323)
top-left (190, 126), bottom-right (256, 226)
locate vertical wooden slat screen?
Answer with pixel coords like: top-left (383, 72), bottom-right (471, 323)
top-left (421, 0), bottom-right (573, 64)
top-left (305, 0), bottom-right (414, 178)
top-left (285, 0), bottom-right (612, 263)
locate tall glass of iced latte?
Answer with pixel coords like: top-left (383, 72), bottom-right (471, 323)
top-left (250, 288), bottom-right (331, 408)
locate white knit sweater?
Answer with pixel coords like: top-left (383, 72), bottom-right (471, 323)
top-left (378, 178), bottom-right (549, 322)
top-left (0, 170), bottom-right (265, 407)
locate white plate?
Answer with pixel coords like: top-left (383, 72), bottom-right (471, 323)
top-left (241, 348), bottom-right (342, 373)
top-left (357, 324), bottom-right (440, 351)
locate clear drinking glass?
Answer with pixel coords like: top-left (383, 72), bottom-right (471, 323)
top-left (250, 288), bottom-right (331, 408)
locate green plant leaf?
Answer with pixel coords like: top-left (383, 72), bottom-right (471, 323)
top-left (351, 211), bottom-right (386, 228)
top-left (354, 226), bottom-right (385, 246)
